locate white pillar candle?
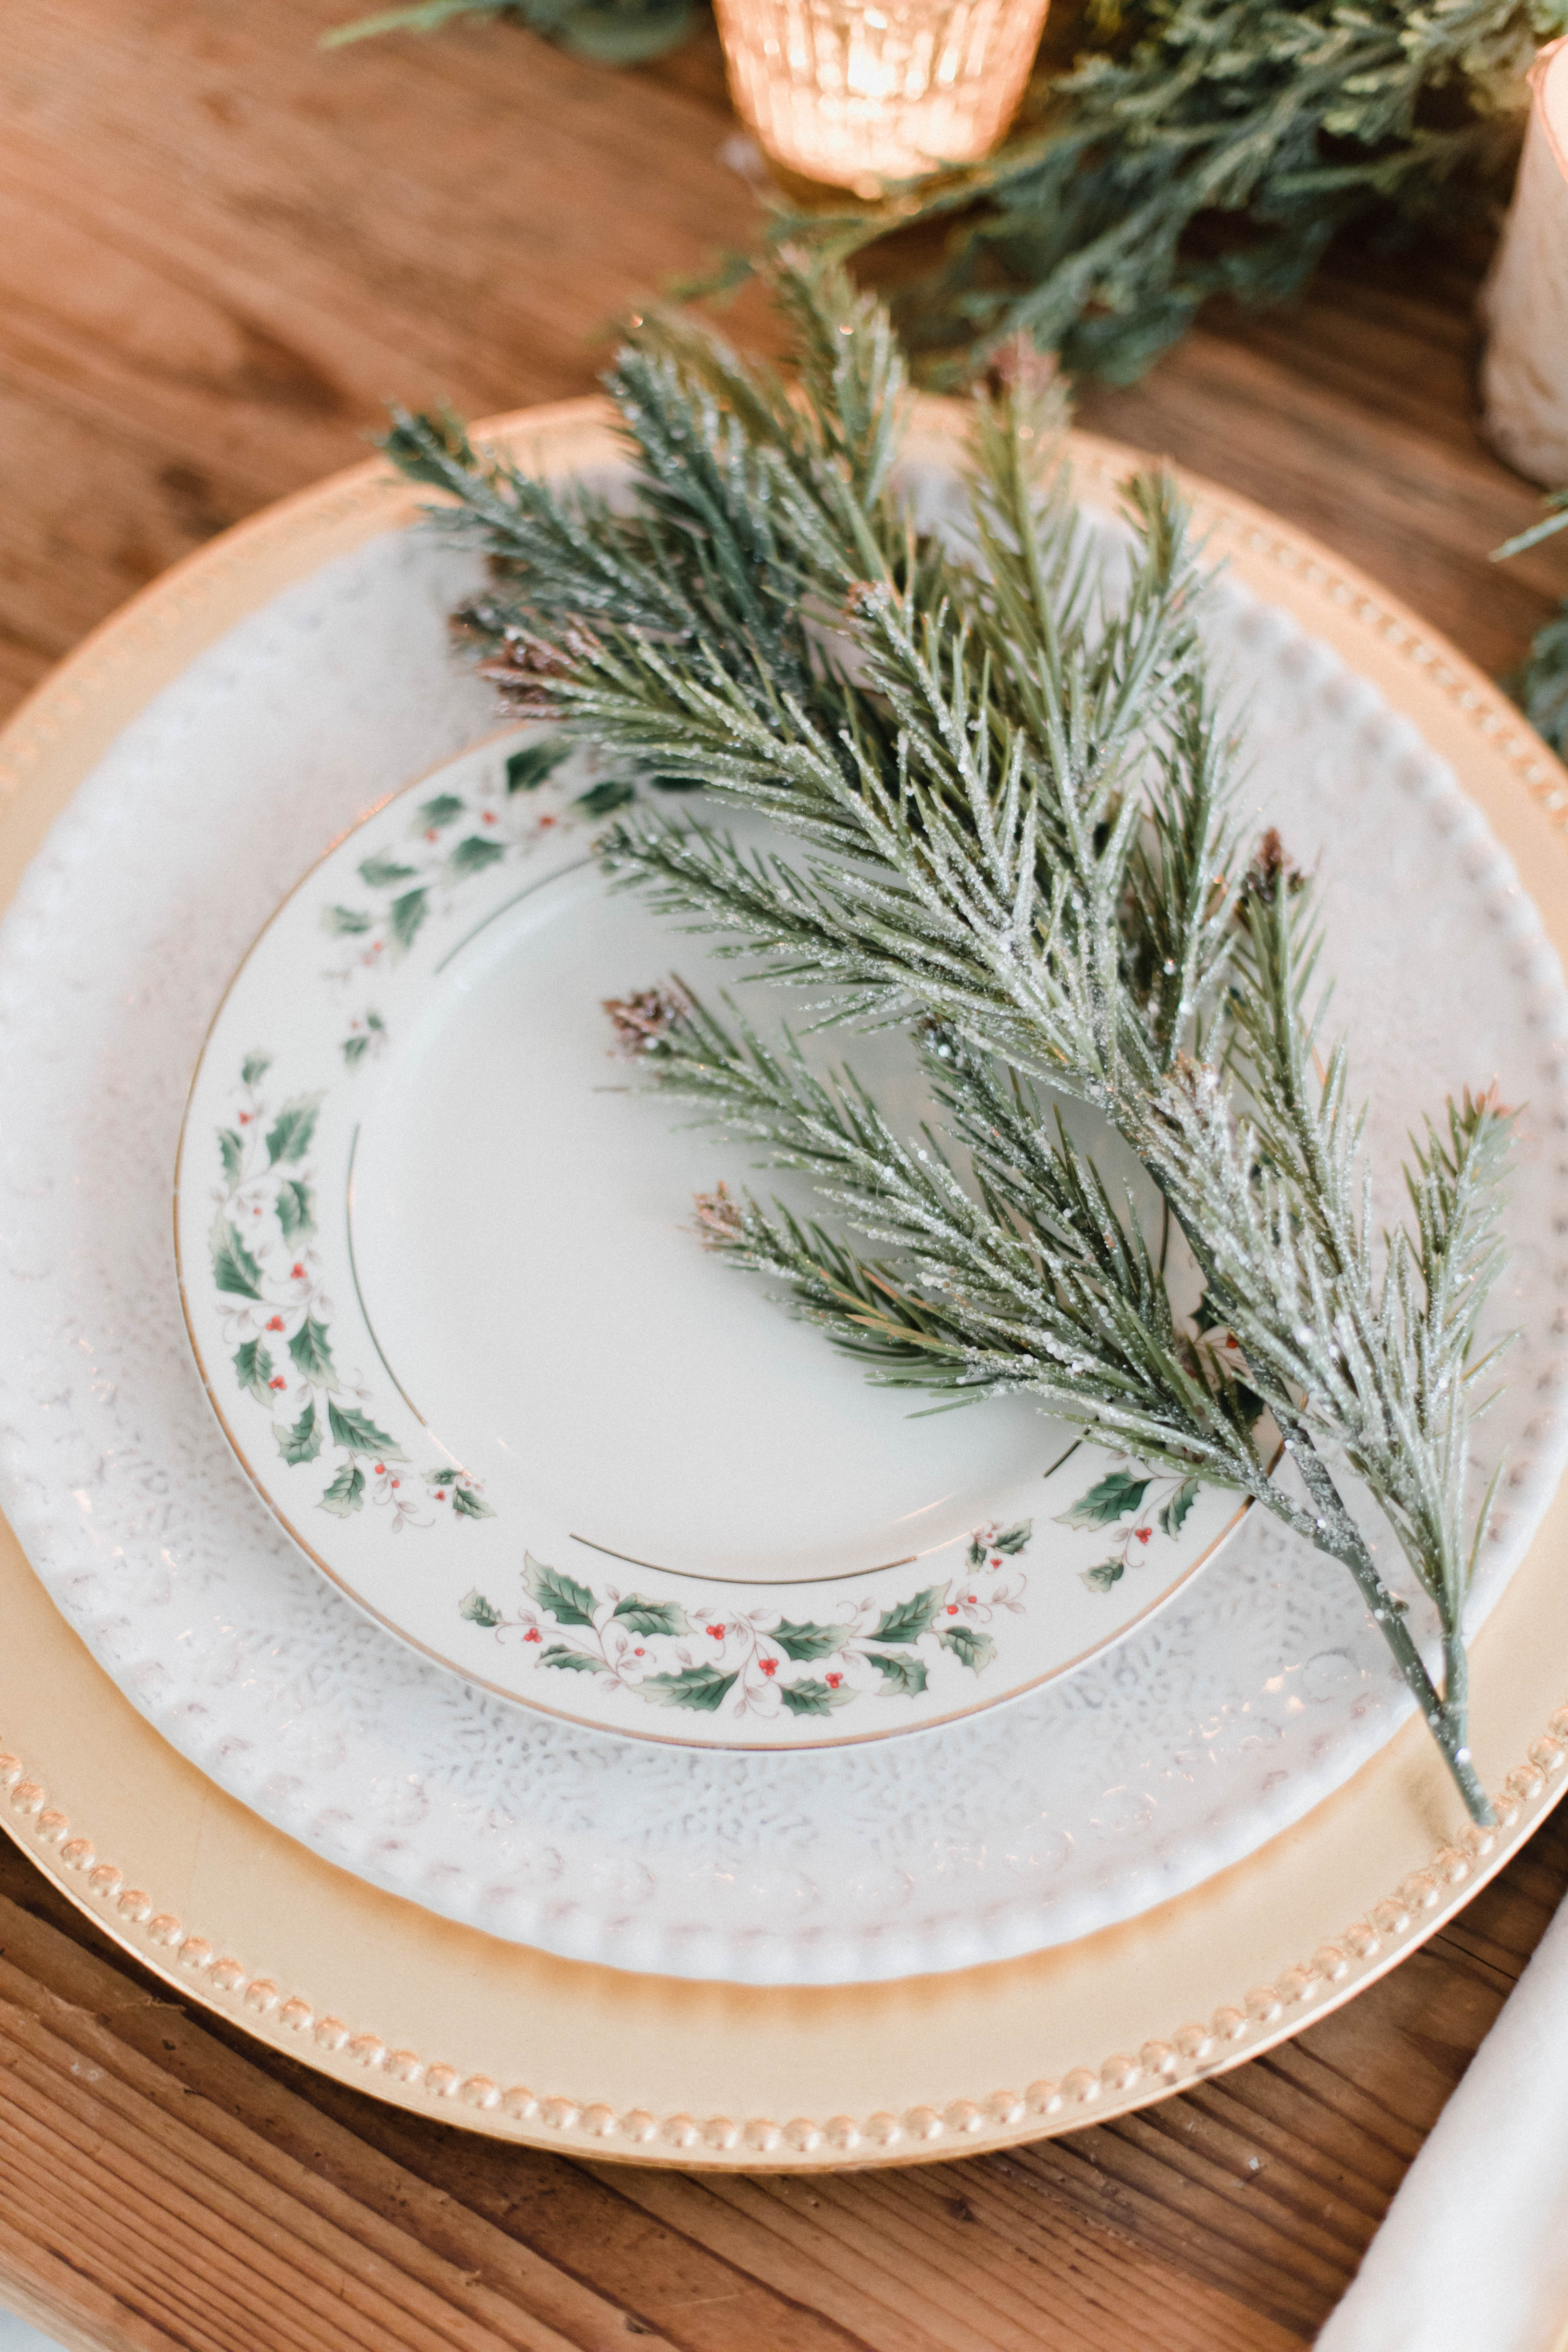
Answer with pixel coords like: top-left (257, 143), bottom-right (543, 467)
top-left (1481, 36), bottom-right (1568, 488)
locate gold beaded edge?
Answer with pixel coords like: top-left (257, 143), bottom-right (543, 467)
top-left (3, 1720), bottom-right (1564, 2163)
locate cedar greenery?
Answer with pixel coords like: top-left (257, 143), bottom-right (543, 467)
top-left (754, 0), bottom-right (1568, 385)
top-left (321, 0), bottom-right (690, 65)
top-left (1495, 492), bottom-right (1568, 757)
top-left (384, 255), bottom-right (1514, 1820)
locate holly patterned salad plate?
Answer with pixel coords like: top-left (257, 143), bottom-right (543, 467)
top-left (176, 729), bottom-right (1253, 1749)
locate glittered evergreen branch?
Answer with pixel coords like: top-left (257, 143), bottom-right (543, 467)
top-left (385, 258), bottom-right (1512, 1817)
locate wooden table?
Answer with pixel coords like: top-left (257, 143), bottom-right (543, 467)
top-left (2, 5), bottom-right (1568, 2345)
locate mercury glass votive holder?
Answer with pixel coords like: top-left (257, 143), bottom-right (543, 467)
top-left (715, 0), bottom-right (1050, 196)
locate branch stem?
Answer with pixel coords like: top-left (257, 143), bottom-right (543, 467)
top-left (1267, 1427), bottom-right (1493, 1826)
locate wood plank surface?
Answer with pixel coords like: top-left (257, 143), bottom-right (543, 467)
top-left (3, 3), bottom-right (1568, 2347)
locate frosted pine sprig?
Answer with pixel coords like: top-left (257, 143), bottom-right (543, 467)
top-left (386, 257), bottom-right (1513, 1821)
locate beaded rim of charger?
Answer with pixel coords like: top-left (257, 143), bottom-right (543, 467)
top-left (1, 1720), bottom-right (1564, 2159)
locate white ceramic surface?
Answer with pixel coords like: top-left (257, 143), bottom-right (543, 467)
top-left (176, 735), bottom-right (1251, 1748)
top-left (3, 464), bottom-right (1568, 1983)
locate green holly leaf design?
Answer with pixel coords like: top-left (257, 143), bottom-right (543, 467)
top-left (612, 1594), bottom-right (691, 1637)
top-left (638, 1663), bottom-right (739, 1712)
top-left (965, 1519), bottom-right (1033, 1566)
top-left (389, 887), bottom-right (428, 955)
top-left (276, 1177), bottom-right (315, 1242)
top-left (779, 1678), bottom-right (854, 1715)
top-left (342, 1035), bottom-right (372, 1069)
top-left (1159, 1479), bottom-right (1201, 1538)
top-left (939, 1624), bottom-right (997, 1674)
top-left (210, 1213), bottom-right (263, 1300)
top-left (867, 1584), bottom-right (948, 1645)
top-left (864, 1647), bottom-right (929, 1697)
top-left (359, 852), bottom-right (416, 889)
top-left (1056, 1469), bottom-right (1151, 1530)
top-left (233, 1338), bottom-right (274, 1406)
top-left (574, 777), bottom-right (636, 818)
top-left (266, 1095), bottom-right (322, 1166)
top-left (274, 1401), bottom-right (323, 1464)
top-left (322, 905), bottom-right (372, 936)
top-left (218, 1128), bottom-right (244, 1186)
top-left (414, 793), bottom-right (465, 832)
top-left (241, 1051), bottom-right (271, 1088)
top-left (327, 1398), bottom-right (405, 1459)
top-left (444, 834), bottom-right (506, 882)
top-left (1080, 1559), bottom-right (1125, 1594)
top-left (539, 1644), bottom-right (607, 1673)
top-left (320, 1460), bottom-right (365, 1516)
top-left (505, 738), bottom-right (572, 793)
top-left (450, 1485), bottom-right (495, 1520)
top-left (459, 1588), bottom-right (502, 1628)
top-left (287, 1315), bottom-right (336, 1384)
top-left (771, 1618), bottom-right (849, 1662)
top-left (523, 1553), bottom-right (599, 1629)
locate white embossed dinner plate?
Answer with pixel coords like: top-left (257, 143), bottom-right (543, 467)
top-left (175, 731), bottom-right (1250, 1748)
top-left (4, 400), bottom-right (1568, 2002)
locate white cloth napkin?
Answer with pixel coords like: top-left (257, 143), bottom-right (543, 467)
top-left (1318, 1888), bottom-right (1568, 2352)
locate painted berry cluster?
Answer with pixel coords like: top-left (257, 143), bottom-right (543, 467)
top-left (460, 1521), bottom-right (1032, 1720)
top-left (206, 1051), bottom-right (493, 1532)
top-left (321, 734), bottom-right (621, 1066)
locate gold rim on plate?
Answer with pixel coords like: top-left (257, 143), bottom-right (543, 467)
top-left (1, 398), bottom-right (1566, 2168)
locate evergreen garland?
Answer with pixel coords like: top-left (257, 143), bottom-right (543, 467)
top-left (385, 258), bottom-right (1516, 1820)
top-left (322, 0), bottom-right (690, 67)
top-left (785, 0), bottom-right (1568, 383)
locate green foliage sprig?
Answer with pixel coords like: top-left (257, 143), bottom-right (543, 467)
top-left (322, 0), bottom-right (690, 67)
top-left (771, 0), bottom-right (1568, 383)
top-left (1496, 490), bottom-right (1568, 756)
top-left (384, 258), bottom-right (1514, 1819)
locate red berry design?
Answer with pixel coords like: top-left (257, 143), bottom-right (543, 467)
top-left (265, 1315), bottom-right (285, 1332)
top-left (291, 1263), bottom-right (306, 1279)
top-left (826, 1672), bottom-right (842, 1689)
top-left (946, 1603), bottom-right (959, 1614)
top-left (1136, 1527), bottom-right (1151, 1544)
top-left (373, 1462), bottom-right (385, 1475)
top-left (524, 1628), bottom-right (541, 1643)
top-left (759, 1658), bottom-right (777, 1677)
top-left (706, 1623), bottom-right (726, 1640)
top-left (434, 1491), bottom-right (446, 1502)
top-left (482, 810), bottom-right (497, 824)
top-left (268, 1376), bottom-right (286, 1391)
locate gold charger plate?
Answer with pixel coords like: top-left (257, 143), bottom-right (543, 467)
top-left (2, 398), bottom-right (1567, 2170)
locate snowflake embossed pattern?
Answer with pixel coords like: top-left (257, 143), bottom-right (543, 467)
top-left (3, 417), bottom-right (1568, 1988)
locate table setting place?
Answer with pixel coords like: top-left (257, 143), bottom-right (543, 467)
top-left (4, 5), bottom-right (1568, 2349)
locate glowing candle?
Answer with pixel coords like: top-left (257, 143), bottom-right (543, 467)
top-left (1481, 36), bottom-right (1568, 487)
top-left (715, 0), bottom-right (1050, 197)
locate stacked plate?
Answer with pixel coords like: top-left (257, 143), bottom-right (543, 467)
top-left (2, 401), bottom-right (1567, 2162)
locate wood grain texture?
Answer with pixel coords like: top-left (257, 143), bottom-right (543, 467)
top-left (3, 2), bottom-right (1568, 2346)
